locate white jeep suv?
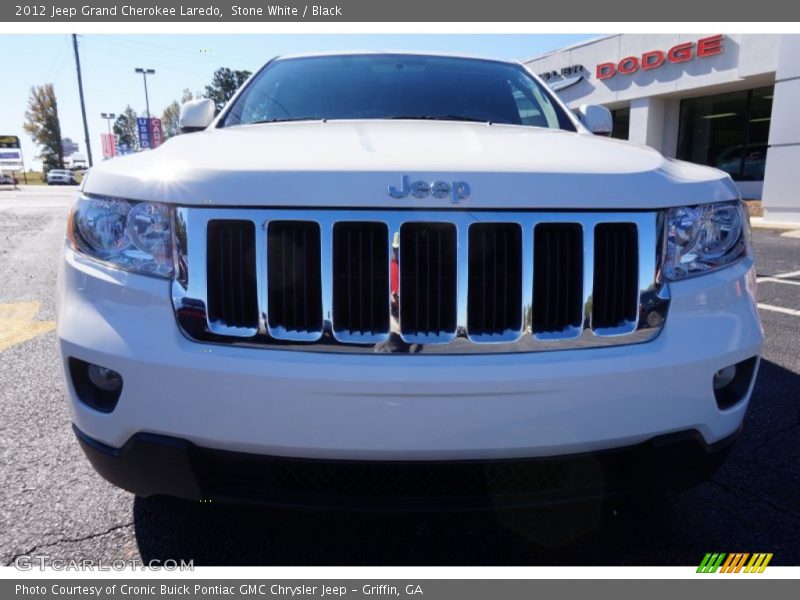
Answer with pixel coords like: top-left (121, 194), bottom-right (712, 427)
top-left (57, 53), bottom-right (762, 509)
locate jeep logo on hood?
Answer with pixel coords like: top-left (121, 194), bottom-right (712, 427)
top-left (388, 175), bottom-right (470, 203)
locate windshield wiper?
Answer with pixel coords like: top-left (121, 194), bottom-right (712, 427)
top-left (248, 115), bottom-right (493, 125)
top-left (388, 115), bottom-right (491, 124)
top-left (248, 117), bottom-right (324, 124)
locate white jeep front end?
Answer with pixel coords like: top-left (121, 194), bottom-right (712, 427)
top-left (57, 53), bottom-right (763, 509)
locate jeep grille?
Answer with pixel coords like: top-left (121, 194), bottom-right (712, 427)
top-left (172, 209), bottom-right (669, 354)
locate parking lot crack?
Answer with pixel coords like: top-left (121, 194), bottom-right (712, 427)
top-left (709, 478), bottom-right (800, 522)
top-left (749, 419), bottom-right (800, 454)
top-left (4, 521), bottom-right (134, 566)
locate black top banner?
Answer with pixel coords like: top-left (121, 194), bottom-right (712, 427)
top-left (3, 0), bottom-right (800, 22)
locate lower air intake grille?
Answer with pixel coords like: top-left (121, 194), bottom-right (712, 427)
top-left (533, 223), bottom-right (584, 335)
top-left (592, 223), bottom-right (639, 329)
top-left (468, 223), bottom-right (523, 337)
top-left (333, 222), bottom-right (390, 337)
top-left (206, 220), bottom-right (259, 329)
top-left (400, 223), bottom-right (457, 338)
top-left (267, 221), bottom-right (323, 335)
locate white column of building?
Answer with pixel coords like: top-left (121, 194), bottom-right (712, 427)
top-left (628, 97), bottom-right (667, 152)
top-left (763, 35), bottom-right (800, 224)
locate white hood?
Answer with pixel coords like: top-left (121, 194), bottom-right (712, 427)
top-left (83, 120), bottom-right (739, 209)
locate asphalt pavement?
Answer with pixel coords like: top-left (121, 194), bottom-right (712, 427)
top-left (1, 186), bottom-right (798, 566)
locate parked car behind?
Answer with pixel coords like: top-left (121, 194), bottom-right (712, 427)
top-left (47, 169), bottom-right (78, 185)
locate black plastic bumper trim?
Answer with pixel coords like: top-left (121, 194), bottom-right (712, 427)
top-left (73, 424), bottom-right (741, 511)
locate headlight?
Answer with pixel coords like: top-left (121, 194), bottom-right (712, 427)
top-left (664, 200), bottom-right (750, 281)
top-left (68, 196), bottom-right (175, 277)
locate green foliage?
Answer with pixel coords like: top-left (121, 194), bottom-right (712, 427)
top-left (162, 89), bottom-right (196, 140)
top-left (22, 84), bottom-right (64, 172)
top-left (204, 67), bottom-right (251, 112)
top-left (113, 105), bottom-right (139, 150)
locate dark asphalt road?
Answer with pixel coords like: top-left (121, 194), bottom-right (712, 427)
top-left (1, 189), bottom-right (798, 566)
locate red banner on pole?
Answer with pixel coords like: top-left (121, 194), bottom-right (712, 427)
top-left (100, 133), bottom-right (117, 159)
top-left (148, 118), bottom-right (163, 149)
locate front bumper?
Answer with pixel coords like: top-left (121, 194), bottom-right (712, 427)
top-left (58, 247), bottom-right (763, 463)
top-left (74, 424), bottom-right (741, 509)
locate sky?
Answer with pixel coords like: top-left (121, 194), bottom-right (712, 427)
top-left (0, 34), bottom-right (594, 169)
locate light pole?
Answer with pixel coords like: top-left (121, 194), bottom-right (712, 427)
top-left (100, 112), bottom-right (116, 135)
top-left (134, 68), bottom-right (156, 118)
top-left (72, 34), bottom-right (93, 167)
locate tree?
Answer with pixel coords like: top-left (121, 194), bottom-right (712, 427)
top-left (23, 84), bottom-right (64, 172)
top-left (162, 89), bottom-right (195, 140)
top-left (113, 105), bottom-right (139, 151)
top-left (204, 67), bottom-right (251, 112)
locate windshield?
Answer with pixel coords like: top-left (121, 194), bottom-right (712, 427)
top-left (220, 54), bottom-right (576, 131)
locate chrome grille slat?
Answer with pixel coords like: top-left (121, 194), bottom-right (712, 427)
top-left (468, 223), bottom-right (522, 340)
top-left (172, 208), bottom-right (669, 354)
top-left (532, 223), bottom-right (583, 338)
top-left (333, 222), bottom-right (390, 340)
top-left (592, 223), bottom-right (639, 334)
top-left (266, 221), bottom-right (323, 340)
top-left (205, 220), bottom-right (259, 335)
top-left (399, 223), bottom-right (458, 342)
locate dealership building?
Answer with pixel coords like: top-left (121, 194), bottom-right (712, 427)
top-left (525, 34), bottom-right (800, 224)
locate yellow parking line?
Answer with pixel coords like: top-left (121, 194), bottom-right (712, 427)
top-left (0, 302), bottom-right (56, 352)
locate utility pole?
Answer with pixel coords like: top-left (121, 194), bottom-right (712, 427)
top-left (72, 34), bottom-right (93, 168)
top-left (135, 68), bottom-right (156, 118)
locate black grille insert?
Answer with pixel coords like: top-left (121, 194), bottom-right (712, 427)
top-left (468, 223), bottom-right (523, 336)
top-left (267, 221), bottom-right (323, 334)
top-left (197, 449), bottom-right (612, 505)
top-left (533, 223), bottom-right (584, 334)
top-left (206, 220), bottom-right (259, 330)
top-left (333, 222), bottom-right (390, 337)
top-left (399, 223), bottom-right (457, 337)
top-left (592, 223), bottom-right (639, 329)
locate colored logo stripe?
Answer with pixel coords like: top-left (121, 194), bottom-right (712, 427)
top-left (745, 553), bottom-right (773, 573)
top-left (698, 552), bottom-right (773, 573)
top-left (698, 553), bottom-right (726, 573)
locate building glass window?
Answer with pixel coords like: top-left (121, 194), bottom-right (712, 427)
top-left (611, 107), bottom-right (630, 140)
top-left (677, 86), bottom-right (773, 181)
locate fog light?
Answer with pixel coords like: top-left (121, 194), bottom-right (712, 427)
top-left (87, 365), bottom-right (122, 392)
top-left (68, 358), bottom-right (123, 412)
top-left (713, 357), bottom-right (759, 410)
top-left (713, 365), bottom-right (737, 391)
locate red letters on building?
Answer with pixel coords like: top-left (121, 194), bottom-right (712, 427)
top-left (641, 50), bottom-right (665, 70)
top-left (595, 35), bottom-right (724, 81)
top-left (617, 56), bottom-right (639, 75)
top-left (667, 42), bottom-right (693, 63)
top-left (697, 34), bottom-right (724, 57)
top-left (596, 62), bottom-right (616, 80)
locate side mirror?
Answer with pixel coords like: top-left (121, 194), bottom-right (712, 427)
top-left (577, 104), bottom-right (612, 136)
top-left (179, 98), bottom-right (216, 133)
